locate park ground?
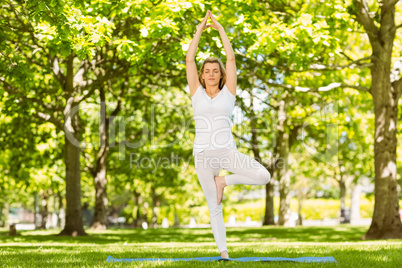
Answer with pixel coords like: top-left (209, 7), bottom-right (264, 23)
top-left (0, 225), bottom-right (401, 267)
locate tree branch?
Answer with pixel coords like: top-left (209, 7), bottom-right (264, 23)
top-left (237, 51), bottom-right (372, 73)
top-left (252, 92), bottom-right (280, 110)
top-left (107, 77), bottom-right (127, 121)
top-left (0, 77), bottom-right (63, 112)
top-left (355, 0), bottom-right (381, 50)
top-left (33, 111), bottom-right (64, 131)
top-left (27, 96), bottom-right (63, 111)
top-left (232, 131), bottom-right (250, 144)
top-left (74, 64), bottom-right (129, 105)
top-left (50, 57), bottom-right (66, 87)
top-left (75, 85), bottom-right (97, 104)
top-left (82, 151), bottom-right (95, 177)
top-left (307, 56), bottom-right (373, 71)
top-left (109, 100), bottom-right (122, 119)
top-left (384, 0), bottom-right (400, 9)
top-left (232, 130), bottom-right (273, 170)
top-left (392, 77), bottom-right (402, 100)
top-left (265, 81), bottom-right (371, 94)
top-left (394, 24), bottom-right (402, 31)
top-left (14, 44), bottom-right (45, 68)
top-left (6, 2), bottom-right (51, 58)
top-left (289, 124), bottom-right (303, 148)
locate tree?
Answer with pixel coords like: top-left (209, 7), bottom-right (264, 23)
top-left (230, 0), bottom-right (402, 236)
top-left (1, 0), bottom-right (117, 235)
top-left (350, 0), bottom-right (402, 239)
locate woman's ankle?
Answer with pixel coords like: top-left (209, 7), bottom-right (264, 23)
top-left (220, 250), bottom-right (229, 258)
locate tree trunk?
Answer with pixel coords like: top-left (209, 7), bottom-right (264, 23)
top-left (297, 197), bottom-right (303, 226)
top-left (278, 170), bottom-right (291, 226)
top-left (57, 192), bottom-right (64, 228)
top-left (0, 206), bottom-right (3, 227)
top-left (34, 194), bottom-right (40, 229)
top-left (143, 202), bottom-right (149, 226)
top-left (4, 203), bottom-right (9, 228)
top-left (58, 54), bottom-right (87, 236)
top-left (91, 163), bottom-right (108, 230)
top-left (133, 190), bottom-right (141, 228)
top-left (9, 224), bottom-right (17, 236)
top-left (51, 194), bottom-right (58, 228)
top-left (90, 75), bottom-right (123, 229)
top-left (263, 175), bottom-right (275, 225)
top-left (151, 188), bottom-right (159, 228)
top-left (58, 132), bottom-right (86, 236)
top-left (350, 183), bottom-right (361, 224)
top-left (91, 91), bottom-right (109, 230)
top-left (40, 192), bottom-right (49, 229)
top-left (277, 97), bottom-right (291, 226)
top-left (365, 56), bottom-right (402, 238)
top-left (151, 207), bottom-right (158, 228)
top-left (339, 176), bottom-right (348, 223)
top-left (354, 0), bottom-right (402, 240)
top-left (263, 143), bottom-right (280, 226)
top-left (173, 205), bottom-right (180, 227)
top-left (249, 93), bottom-right (275, 225)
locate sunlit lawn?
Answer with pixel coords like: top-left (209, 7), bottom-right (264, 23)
top-left (1, 225), bottom-right (401, 267)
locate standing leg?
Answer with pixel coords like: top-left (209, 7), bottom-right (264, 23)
top-left (194, 151), bottom-right (228, 256)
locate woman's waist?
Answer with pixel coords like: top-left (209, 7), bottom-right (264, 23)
top-left (194, 121), bottom-right (233, 130)
top-left (194, 128), bottom-right (234, 135)
top-left (194, 131), bottom-right (235, 141)
top-left (193, 114), bottom-right (234, 123)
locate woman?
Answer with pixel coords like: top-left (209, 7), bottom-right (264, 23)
top-left (185, 10), bottom-right (271, 259)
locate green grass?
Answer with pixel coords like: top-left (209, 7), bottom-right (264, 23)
top-left (0, 225), bottom-right (401, 267)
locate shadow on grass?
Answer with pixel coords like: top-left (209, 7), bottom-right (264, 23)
top-left (0, 246), bottom-right (108, 266)
top-left (0, 225), bottom-right (369, 244)
top-left (228, 225), bottom-right (368, 242)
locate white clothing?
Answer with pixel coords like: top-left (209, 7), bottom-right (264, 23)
top-left (194, 148), bottom-right (271, 253)
top-left (190, 84), bottom-right (271, 254)
top-left (191, 84), bottom-right (237, 156)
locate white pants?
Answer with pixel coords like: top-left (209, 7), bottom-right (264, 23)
top-left (193, 148), bottom-right (271, 253)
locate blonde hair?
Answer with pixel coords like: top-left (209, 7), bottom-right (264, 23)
top-left (198, 57), bottom-right (226, 90)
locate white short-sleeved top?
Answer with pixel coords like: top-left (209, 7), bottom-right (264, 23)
top-left (191, 84), bottom-right (237, 156)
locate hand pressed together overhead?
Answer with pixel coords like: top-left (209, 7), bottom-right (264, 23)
top-left (197, 10), bottom-right (223, 31)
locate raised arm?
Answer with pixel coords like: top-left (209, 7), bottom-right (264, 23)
top-left (186, 11), bottom-right (211, 97)
top-left (210, 13), bottom-right (237, 96)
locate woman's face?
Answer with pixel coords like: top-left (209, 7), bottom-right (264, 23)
top-left (202, 62), bottom-right (222, 86)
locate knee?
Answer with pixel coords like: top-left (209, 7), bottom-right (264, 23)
top-left (257, 168), bottom-right (271, 185)
top-left (208, 202), bottom-right (223, 218)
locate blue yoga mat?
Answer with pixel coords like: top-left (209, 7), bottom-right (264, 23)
top-left (106, 255), bottom-right (337, 263)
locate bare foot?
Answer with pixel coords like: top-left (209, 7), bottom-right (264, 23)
top-left (220, 250), bottom-right (229, 259)
top-left (214, 175), bottom-right (227, 205)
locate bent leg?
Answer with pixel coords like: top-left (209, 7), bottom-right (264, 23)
top-left (222, 149), bottom-right (271, 186)
top-left (194, 152), bottom-right (227, 253)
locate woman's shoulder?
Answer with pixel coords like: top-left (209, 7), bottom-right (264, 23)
top-left (223, 84), bottom-right (236, 97)
top-left (191, 84), bottom-right (203, 99)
